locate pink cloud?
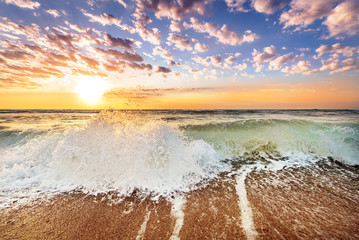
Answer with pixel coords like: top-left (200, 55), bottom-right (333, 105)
top-left (82, 10), bottom-right (121, 27)
top-left (169, 20), bottom-right (182, 32)
top-left (280, 0), bottom-right (336, 29)
top-left (324, 0), bottom-right (359, 37)
top-left (281, 60), bottom-right (317, 75)
top-left (315, 43), bottom-right (359, 57)
top-left (184, 17), bottom-right (258, 46)
top-left (252, 0), bottom-right (289, 14)
top-left (153, 46), bottom-right (174, 60)
top-left (137, 0), bottom-right (212, 20)
top-left (2, 0), bottom-right (39, 9)
top-left (167, 33), bottom-right (192, 51)
top-left (45, 9), bottom-right (60, 18)
top-left (269, 52), bottom-right (304, 70)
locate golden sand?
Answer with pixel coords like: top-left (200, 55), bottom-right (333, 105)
top-left (1, 165), bottom-right (358, 239)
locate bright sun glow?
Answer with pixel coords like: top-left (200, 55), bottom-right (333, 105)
top-left (76, 77), bottom-right (108, 104)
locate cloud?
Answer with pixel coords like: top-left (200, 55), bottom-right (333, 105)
top-left (2, 0), bottom-right (40, 9)
top-left (320, 56), bottom-right (359, 74)
top-left (105, 86), bottom-right (209, 99)
top-left (127, 62), bottom-right (153, 71)
top-left (0, 77), bottom-right (41, 88)
top-left (0, 17), bottom-right (40, 38)
top-left (192, 55), bottom-right (222, 67)
top-left (0, 50), bottom-right (33, 60)
top-left (280, 0), bottom-right (336, 29)
top-left (167, 33), bottom-right (192, 51)
top-left (324, 0), bottom-right (359, 37)
top-left (234, 63), bottom-right (247, 71)
top-left (252, 0), bottom-right (289, 14)
top-left (155, 66), bottom-right (172, 73)
top-left (269, 52), bottom-right (304, 70)
top-left (167, 60), bottom-right (181, 66)
top-left (82, 10), bottom-right (121, 27)
top-left (184, 17), bottom-right (258, 46)
top-left (79, 55), bottom-right (99, 68)
top-left (105, 34), bottom-right (138, 50)
top-left (153, 46), bottom-right (174, 60)
top-left (94, 48), bottom-right (144, 62)
top-left (224, 0), bottom-right (247, 12)
top-left (319, 56), bottom-right (340, 72)
top-left (224, 55), bottom-right (236, 65)
top-left (252, 45), bottom-right (277, 63)
top-left (194, 42), bottom-right (209, 52)
top-left (46, 31), bottom-right (78, 50)
top-left (132, 7), bottom-right (161, 45)
top-left (281, 60), bottom-right (317, 75)
top-left (45, 9), bottom-right (60, 18)
top-left (169, 20), bottom-right (182, 32)
top-left (329, 58), bottom-right (359, 74)
top-left (315, 43), bottom-right (359, 57)
top-left (137, 0), bottom-right (211, 21)
top-left (115, 0), bottom-right (126, 8)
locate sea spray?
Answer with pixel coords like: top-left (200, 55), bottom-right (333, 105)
top-left (0, 109), bottom-right (358, 209)
top-left (0, 110), bottom-right (229, 208)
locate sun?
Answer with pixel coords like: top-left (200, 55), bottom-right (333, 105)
top-left (76, 77), bottom-right (108, 104)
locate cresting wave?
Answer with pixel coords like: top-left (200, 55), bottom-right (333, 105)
top-left (0, 111), bottom-right (229, 207)
top-left (0, 110), bottom-right (358, 208)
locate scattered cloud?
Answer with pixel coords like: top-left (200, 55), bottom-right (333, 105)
top-left (320, 55), bottom-right (359, 74)
top-left (45, 9), bottom-right (60, 18)
top-left (136, 0), bottom-right (212, 21)
top-left (252, 45), bottom-right (277, 63)
top-left (105, 34), bottom-right (139, 50)
top-left (282, 60), bottom-right (317, 75)
top-left (94, 47), bottom-right (144, 62)
top-left (105, 86), bottom-right (209, 99)
top-left (155, 65), bottom-right (172, 73)
top-left (153, 46), bottom-right (175, 60)
top-left (252, 0), bottom-right (289, 14)
top-left (169, 20), bottom-right (182, 32)
top-left (193, 55), bottom-right (222, 67)
top-left (269, 52), bottom-right (304, 70)
top-left (280, 0), bottom-right (336, 29)
top-left (315, 43), bottom-right (359, 57)
top-left (82, 10), bottom-right (121, 27)
top-left (184, 17), bottom-right (258, 46)
top-left (167, 33), bottom-right (192, 51)
top-left (324, 0), bottom-right (359, 37)
top-left (224, 0), bottom-right (248, 12)
top-left (2, 0), bottom-right (39, 9)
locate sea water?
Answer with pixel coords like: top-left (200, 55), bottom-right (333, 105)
top-left (0, 109), bottom-right (358, 209)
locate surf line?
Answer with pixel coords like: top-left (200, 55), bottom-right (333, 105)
top-left (236, 167), bottom-right (258, 240)
top-left (169, 197), bottom-right (186, 240)
top-left (136, 207), bottom-right (151, 240)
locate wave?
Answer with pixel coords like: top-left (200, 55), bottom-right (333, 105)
top-left (0, 111), bottom-right (228, 204)
top-left (0, 110), bottom-right (358, 208)
top-left (183, 119), bottom-right (359, 165)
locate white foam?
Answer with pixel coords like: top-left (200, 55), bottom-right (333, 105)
top-left (0, 112), bottom-right (229, 208)
top-left (170, 197), bottom-right (186, 240)
top-left (236, 167), bottom-right (258, 240)
top-left (136, 209), bottom-right (151, 240)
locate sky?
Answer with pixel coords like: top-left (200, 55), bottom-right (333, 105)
top-left (0, 0), bottom-right (359, 109)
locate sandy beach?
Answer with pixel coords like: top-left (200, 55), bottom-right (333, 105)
top-left (2, 162), bottom-right (358, 240)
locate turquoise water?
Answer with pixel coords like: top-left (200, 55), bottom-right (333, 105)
top-left (0, 109), bottom-right (358, 207)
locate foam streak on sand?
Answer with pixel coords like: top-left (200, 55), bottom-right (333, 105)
top-left (136, 208), bottom-right (151, 240)
top-left (170, 197), bottom-right (186, 240)
top-left (236, 168), bottom-right (258, 240)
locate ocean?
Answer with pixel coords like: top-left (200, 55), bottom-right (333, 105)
top-left (1, 109), bottom-right (358, 239)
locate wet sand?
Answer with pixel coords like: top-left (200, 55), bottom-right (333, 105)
top-left (1, 164), bottom-right (359, 239)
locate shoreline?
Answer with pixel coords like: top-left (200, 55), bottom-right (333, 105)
top-left (1, 165), bottom-right (358, 240)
